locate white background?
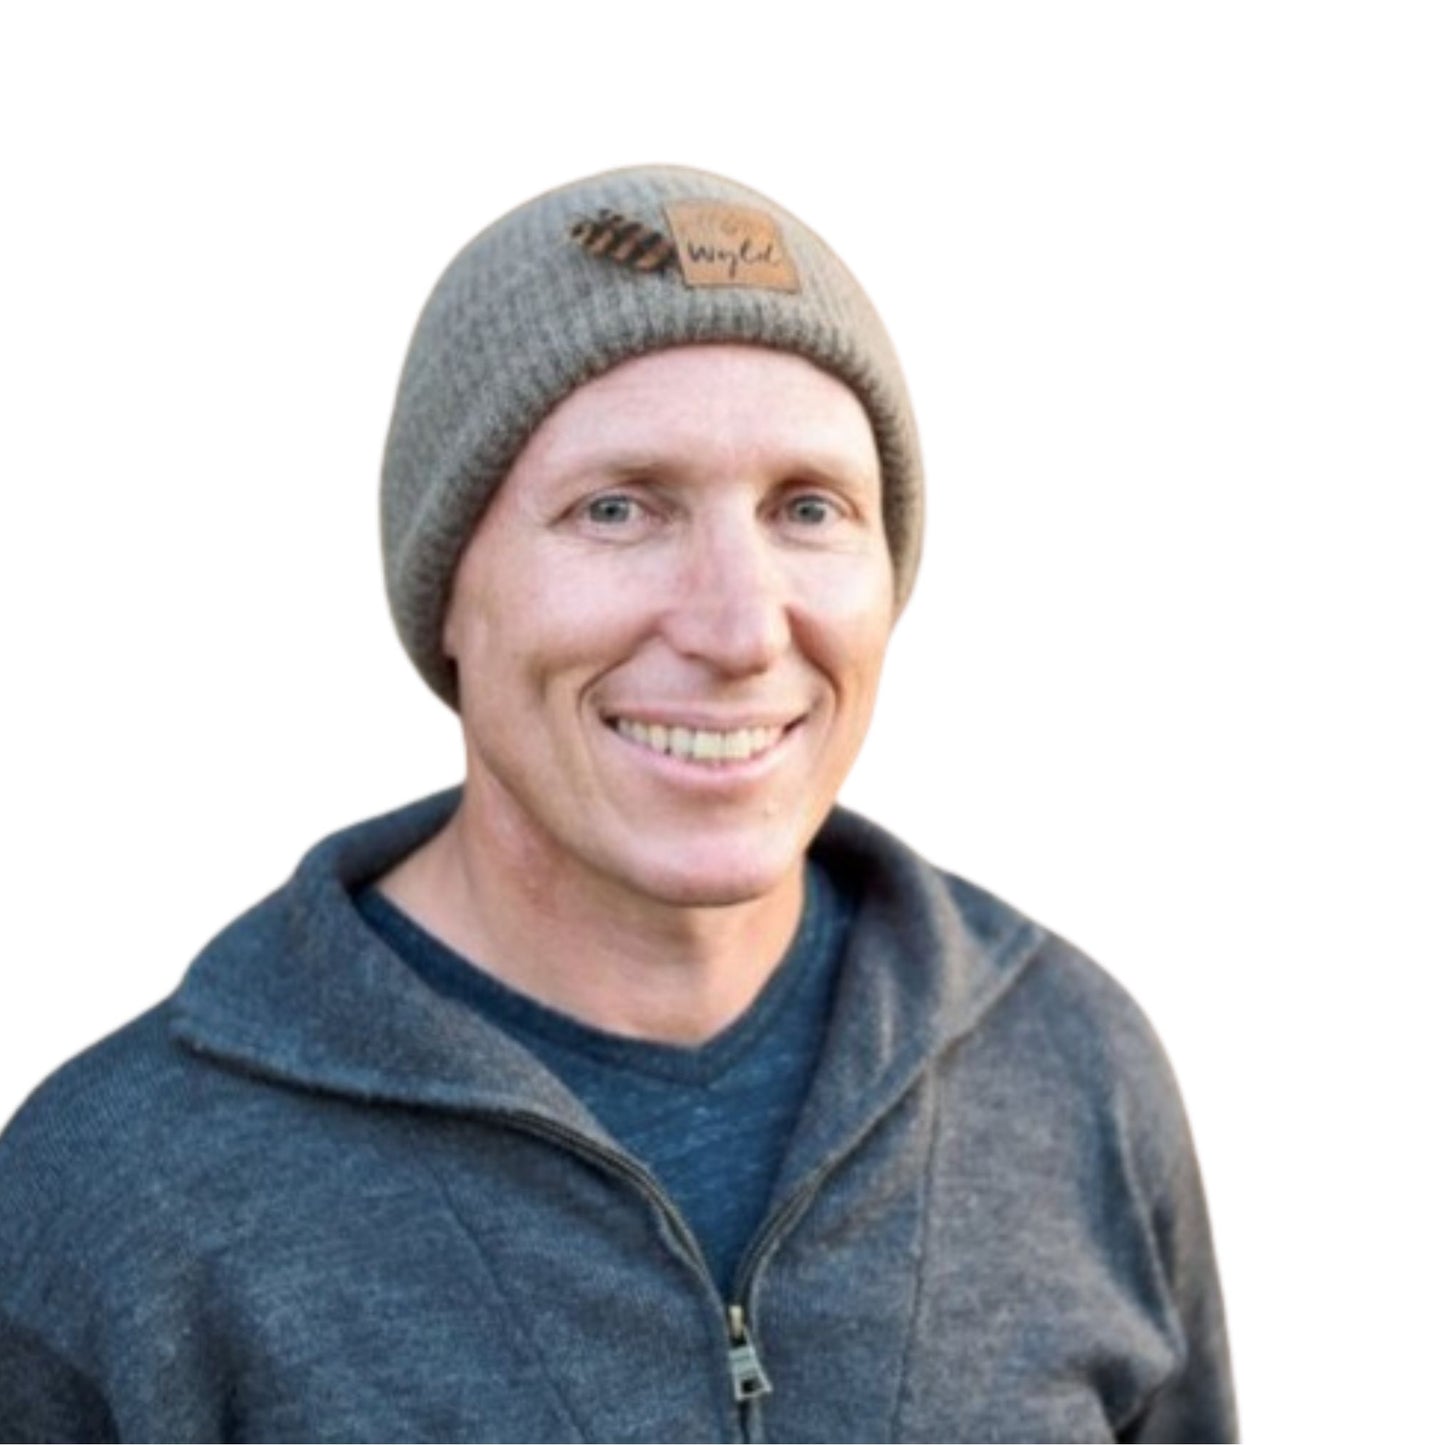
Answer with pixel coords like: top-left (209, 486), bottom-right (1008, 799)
top-left (3, 4), bottom-right (1441, 1437)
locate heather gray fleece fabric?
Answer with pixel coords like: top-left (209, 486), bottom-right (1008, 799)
top-left (0, 793), bottom-right (1236, 1443)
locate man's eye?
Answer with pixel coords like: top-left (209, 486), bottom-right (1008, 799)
top-left (784, 494), bottom-right (840, 526)
top-left (584, 495), bottom-right (640, 526)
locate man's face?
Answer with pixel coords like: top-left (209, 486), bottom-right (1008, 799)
top-left (443, 343), bottom-right (895, 910)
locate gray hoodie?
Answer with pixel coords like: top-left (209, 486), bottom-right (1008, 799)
top-left (0, 791), bottom-right (1236, 1442)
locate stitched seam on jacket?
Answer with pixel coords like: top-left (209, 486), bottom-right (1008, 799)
top-left (408, 1147), bottom-right (593, 1443)
top-left (1109, 1070), bottom-right (1189, 1436)
top-left (885, 1067), bottom-right (944, 1442)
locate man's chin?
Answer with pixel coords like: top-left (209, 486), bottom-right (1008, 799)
top-left (617, 842), bottom-right (805, 912)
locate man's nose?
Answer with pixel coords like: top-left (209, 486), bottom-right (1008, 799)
top-left (662, 517), bottom-right (791, 676)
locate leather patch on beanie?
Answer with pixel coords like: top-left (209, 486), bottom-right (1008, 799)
top-left (663, 202), bottom-right (800, 292)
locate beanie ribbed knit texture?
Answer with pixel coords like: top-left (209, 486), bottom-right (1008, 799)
top-left (381, 164), bottom-right (923, 707)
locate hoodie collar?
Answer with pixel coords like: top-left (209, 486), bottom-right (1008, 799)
top-left (171, 790), bottom-right (1046, 1167)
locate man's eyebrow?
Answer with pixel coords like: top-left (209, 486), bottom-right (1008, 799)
top-left (549, 447), bottom-right (881, 491)
top-left (567, 450), bottom-right (676, 480)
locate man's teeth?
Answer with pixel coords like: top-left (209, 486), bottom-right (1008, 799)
top-left (613, 718), bottom-right (785, 763)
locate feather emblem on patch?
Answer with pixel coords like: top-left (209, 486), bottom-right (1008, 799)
top-left (569, 209), bottom-right (675, 273)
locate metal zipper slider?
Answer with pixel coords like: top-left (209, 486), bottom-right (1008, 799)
top-left (727, 1303), bottom-right (773, 1403)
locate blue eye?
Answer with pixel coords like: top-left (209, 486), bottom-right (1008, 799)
top-left (785, 494), bottom-right (838, 526)
top-left (585, 495), bottom-right (638, 525)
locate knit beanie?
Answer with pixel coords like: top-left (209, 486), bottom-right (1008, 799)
top-left (381, 164), bottom-right (924, 708)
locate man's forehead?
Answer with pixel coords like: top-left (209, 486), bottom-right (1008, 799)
top-left (506, 345), bottom-right (883, 489)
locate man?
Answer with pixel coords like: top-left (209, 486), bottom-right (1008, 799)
top-left (0, 166), bottom-right (1236, 1442)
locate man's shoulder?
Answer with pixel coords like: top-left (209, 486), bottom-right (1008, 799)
top-left (0, 790), bottom-right (473, 1221)
top-left (818, 805), bottom-right (1139, 1035)
top-left (939, 867), bottom-right (1199, 1187)
top-left (0, 835), bottom-right (329, 1265)
top-left (0, 1002), bottom-right (202, 1254)
top-left (819, 806), bottom-right (1190, 1159)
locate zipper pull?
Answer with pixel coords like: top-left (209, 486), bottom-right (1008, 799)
top-left (727, 1304), bottom-right (773, 1403)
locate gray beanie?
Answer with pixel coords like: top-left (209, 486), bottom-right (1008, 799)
top-left (381, 164), bottom-right (924, 707)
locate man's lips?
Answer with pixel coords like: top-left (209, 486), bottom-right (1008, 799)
top-left (602, 710), bottom-right (807, 766)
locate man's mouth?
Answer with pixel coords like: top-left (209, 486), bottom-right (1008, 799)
top-left (606, 716), bottom-right (790, 765)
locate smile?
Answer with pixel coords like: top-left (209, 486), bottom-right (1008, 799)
top-left (607, 717), bottom-right (788, 765)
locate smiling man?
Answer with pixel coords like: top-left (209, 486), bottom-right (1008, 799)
top-left (381, 344), bottom-right (894, 1046)
top-left (0, 167), bottom-right (1236, 1442)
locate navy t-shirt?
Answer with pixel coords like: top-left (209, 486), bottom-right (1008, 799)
top-left (354, 861), bottom-right (853, 1296)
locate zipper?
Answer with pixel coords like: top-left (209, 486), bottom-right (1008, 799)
top-left (717, 1166), bottom-right (835, 1434)
top-left (492, 1107), bottom-right (875, 1443)
top-left (494, 1109), bottom-right (820, 1429)
top-left (726, 1303), bottom-right (772, 1403)
top-left (493, 1109), bottom-right (709, 1272)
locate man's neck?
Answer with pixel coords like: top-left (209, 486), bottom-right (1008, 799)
top-left (374, 792), bottom-right (807, 1046)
